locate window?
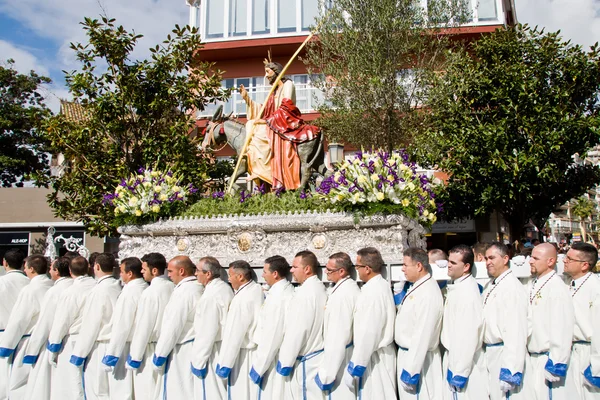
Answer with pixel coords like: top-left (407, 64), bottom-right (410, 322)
top-left (253, 0), bottom-right (270, 34)
top-left (477, 0), bottom-right (497, 21)
top-left (301, 0), bottom-right (319, 31)
top-left (206, 0), bottom-right (225, 38)
top-left (278, 0), bottom-right (297, 32)
top-left (229, 0), bottom-right (248, 36)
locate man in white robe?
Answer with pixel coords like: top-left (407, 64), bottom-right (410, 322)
top-left (315, 252), bottom-right (360, 400)
top-left (562, 242), bottom-right (600, 399)
top-left (46, 256), bottom-right (96, 400)
top-left (277, 250), bottom-right (327, 400)
top-left (22, 257), bottom-right (73, 400)
top-left (344, 247), bottom-right (396, 400)
top-left (152, 256), bottom-right (203, 399)
top-left (215, 260), bottom-right (263, 399)
top-left (525, 243), bottom-right (574, 400)
top-left (396, 247), bottom-right (444, 400)
top-left (101, 257), bottom-right (147, 400)
top-left (126, 253), bottom-right (173, 400)
top-left (441, 245), bottom-right (488, 400)
top-left (0, 255), bottom-right (53, 400)
top-left (249, 256), bottom-right (294, 399)
top-left (69, 253), bottom-right (121, 400)
top-left (482, 242), bottom-right (531, 400)
top-left (0, 249), bottom-right (28, 400)
top-left (191, 256), bottom-right (233, 400)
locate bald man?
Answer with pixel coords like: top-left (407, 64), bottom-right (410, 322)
top-left (526, 243), bottom-right (574, 400)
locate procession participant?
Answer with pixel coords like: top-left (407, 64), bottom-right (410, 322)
top-left (22, 257), bottom-right (73, 400)
top-left (277, 250), bottom-right (327, 400)
top-left (526, 243), bottom-right (574, 400)
top-left (562, 242), bottom-right (600, 398)
top-left (315, 252), bottom-right (360, 400)
top-left (441, 245), bottom-right (487, 400)
top-left (249, 255), bottom-right (294, 400)
top-left (102, 257), bottom-right (147, 400)
top-left (482, 242), bottom-right (530, 400)
top-left (152, 256), bottom-right (202, 399)
top-left (69, 253), bottom-right (121, 400)
top-left (191, 256), bottom-right (233, 400)
top-left (472, 242), bottom-right (489, 279)
top-left (344, 247), bottom-right (396, 399)
top-left (126, 253), bottom-right (174, 400)
top-left (46, 256), bottom-right (96, 400)
top-left (396, 248), bottom-right (444, 400)
top-left (215, 260), bottom-right (263, 399)
top-left (0, 249), bottom-right (28, 400)
top-left (0, 255), bottom-right (53, 399)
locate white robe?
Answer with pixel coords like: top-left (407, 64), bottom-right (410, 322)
top-left (315, 278), bottom-right (360, 400)
top-left (102, 278), bottom-right (147, 400)
top-left (0, 274), bottom-right (53, 400)
top-left (215, 280), bottom-right (263, 400)
top-left (277, 275), bottom-right (327, 400)
top-left (191, 278), bottom-right (233, 400)
top-left (347, 274), bottom-right (396, 400)
top-left (70, 276), bottom-right (121, 400)
top-left (441, 274), bottom-right (487, 400)
top-left (0, 269), bottom-right (29, 400)
top-left (152, 276), bottom-right (203, 400)
top-left (395, 273), bottom-right (443, 400)
top-left (565, 272), bottom-right (600, 399)
top-left (22, 277), bottom-right (73, 400)
top-left (482, 269), bottom-right (531, 400)
top-left (47, 275), bottom-right (96, 400)
top-left (126, 276), bottom-right (173, 400)
top-left (250, 279), bottom-right (295, 400)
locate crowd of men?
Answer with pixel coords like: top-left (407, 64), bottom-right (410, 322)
top-left (0, 241), bottom-right (598, 400)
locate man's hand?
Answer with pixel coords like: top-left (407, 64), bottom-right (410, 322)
top-left (544, 370), bottom-right (561, 383)
top-left (343, 370), bottom-right (355, 390)
top-left (448, 382), bottom-right (460, 392)
top-left (48, 351), bottom-right (58, 367)
top-left (239, 84), bottom-right (248, 102)
top-left (499, 380), bottom-right (515, 393)
top-left (400, 381), bottom-right (417, 393)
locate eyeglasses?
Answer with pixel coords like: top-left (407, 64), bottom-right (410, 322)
top-left (565, 255), bottom-right (587, 264)
top-left (325, 268), bottom-right (342, 274)
top-left (355, 264), bottom-right (368, 269)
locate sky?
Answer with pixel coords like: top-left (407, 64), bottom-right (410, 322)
top-left (0, 0), bottom-right (599, 113)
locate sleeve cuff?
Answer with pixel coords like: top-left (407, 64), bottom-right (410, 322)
top-left (69, 355), bottom-right (86, 367)
top-left (126, 355), bottom-right (141, 369)
top-left (347, 361), bottom-right (366, 378)
top-left (584, 365), bottom-right (600, 388)
top-left (23, 355), bottom-right (39, 364)
top-left (0, 347), bottom-right (14, 358)
top-left (315, 373), bottom-right (334, 391)
top-left (401, 369), bottom-right (421, 385)
top-left (249, 366), bottom-right (263, 385)
top-left (47, 342), bottom-right (63, 353)
top-left (216, 364), bottom-right (232, 378)
top-left (102, 355), bottom-right (119, 367)
top-left (500, 368), bottom-right (523, 386)
top-left (276, 361), bottom-right (293, 377)
top-left (152, 354), bottom-right (167, 368)
top-left (191, 363), bottom-right (208, 378)
top-left (447, 369), bottom-right (468, 389)
top-left (545, 358), bottom-right (567, 377)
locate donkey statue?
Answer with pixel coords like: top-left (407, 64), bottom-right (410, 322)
top-left (201, 105), bottom-right (328, 192)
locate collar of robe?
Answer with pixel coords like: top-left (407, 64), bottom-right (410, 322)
top-left (401, 274), bottom-right (432, 305)
top-left (330, 277), bottom-right (351, 295)
top-left (484, 269), bottom-right (513, 306)
top-left (6, 269), bottom-right (25, 276)
top-left (235, 280), bottom-right (252, 295)
top-left (529, 271), bottom-right (555, 304)
top-left (175, 276), bottom-right (196, 289)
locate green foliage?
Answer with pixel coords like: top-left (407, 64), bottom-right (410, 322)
top-left (0, 60), bottom-right (52, 187)
top-left (304, 0), bottom-right (470, 150)
top-left (415, 25), bottom-right (600, 239)
top-left (33, 17), bottom-right (230, 237)
top-left (572, 196), bottom-right (596, 221)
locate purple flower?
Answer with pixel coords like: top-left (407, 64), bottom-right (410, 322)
top-left (239, 190), bottom-right (252, 203)
top-left (102, 194), bottom-right (115, 205)
top-left (212, 191), bottom-right (225, 200)
top-left (137, 167), bottom-right (145, 174)
top-left (275, 187), bottom-right (286, 197)
top-left (254, 184), bottom-right (267, 195)
top-left (299, 191), bottom-right (308, 199)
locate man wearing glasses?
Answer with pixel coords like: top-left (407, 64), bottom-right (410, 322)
top-left (563, 242), bottom-right (600, 398)
top-left (345, 247), bottom-right (397, 399)
top-left (315, 252), bottom-right (360, 399)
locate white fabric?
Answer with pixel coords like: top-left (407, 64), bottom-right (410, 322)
top-left (251, 279), bottom-right (294, 400)
top-left (153, 276), bottom-right (203, 400)
top-left (565, 273), bottom-right (600, 399)
top-left (482, 269), bottom-right (531, 400)
top-left (71, 275), bottom-right (121, 400)
top-left (395, 274), bottom-right (444, 400)
top-left (23, 277), bottom-right (73, 400)
top-left (191, 278), bottom-right (233, 400)
top-left (216, 280), bottom-right (263, 400)
top-left (127, 276), bottom-right (173, 400)
top-left (348, 274), bottom-right (396, 400)
top-left (47, 275), bottom-right (96, 400)
top-left (0, 274), bottom-right (53, 400)
top-left (316, 278), bottom-right (360, 400)
top-left (103, 278), bottom-right (147, 400)
top-left (525, 271), bottom-right (574, 400)
top-left (441, 274), bottom-right (487, 400)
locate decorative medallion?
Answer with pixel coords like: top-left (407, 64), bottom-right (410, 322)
top-left (237, 232), bottom-right (253, 252)
top-left (311, 233), bottom-right (327, 250)
top-left (176, 237), bottom-right (190, 252)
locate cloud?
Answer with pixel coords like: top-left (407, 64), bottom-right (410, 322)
top-left (0, 40), bottom-right (50, 76)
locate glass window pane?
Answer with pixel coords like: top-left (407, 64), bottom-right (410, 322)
top-left (206, 0), bottom-right (225, 38)
top-left (253, 0), bottom-right (270, 34)
top-left (229, 0), bottom-right (248, 36)
top-left (477, 0), bottom-right (497, 21)
top-left (278, 0), bottom-right (297, 32)
top-left (302, 0), bottom-right (319, 31)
